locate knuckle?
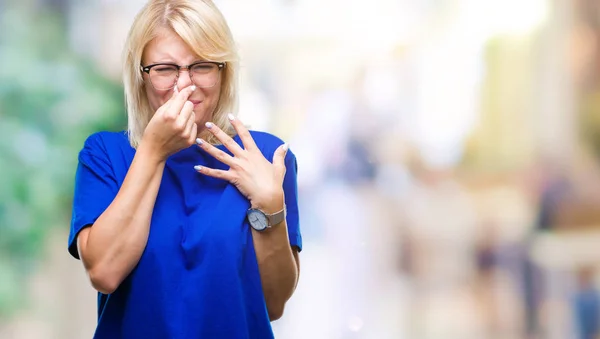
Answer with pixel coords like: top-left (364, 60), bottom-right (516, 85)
top-left (166, 113), bottom-right (178, 122)
top-left (230, 161), bottom-right (241, 171)
top-left (224, 139), bottom-right (237, 149)
top-left (242, 130), bottom-right (252, 140)
top-left (216, 151), bottom-right (228, 162)
top-left (174, 121), bottom-right (185, 132)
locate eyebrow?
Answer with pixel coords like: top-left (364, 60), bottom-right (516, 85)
top-left (147, 59), bottom-right (208, 65)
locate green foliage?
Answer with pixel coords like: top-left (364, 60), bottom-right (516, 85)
top-left (0, 4), bottom-right (126, 317)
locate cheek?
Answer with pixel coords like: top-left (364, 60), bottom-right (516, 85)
top-left (146, 86), bottom-right (172, 112)
top-left (207, 87), bottom-right (221, 107)
top-left (197, 87), bottom-right (222, 118)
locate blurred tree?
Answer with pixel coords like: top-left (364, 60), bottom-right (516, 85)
top-left (0, 3), bottom-right (125, 318)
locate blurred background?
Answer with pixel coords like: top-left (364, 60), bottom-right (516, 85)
top-left (2, 0), bottom-right (600, 338)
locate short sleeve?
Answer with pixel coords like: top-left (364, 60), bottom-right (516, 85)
top-left (68, 133), bottom-right (119, 259)
top-left (283, 150), bottom-right (302, 252)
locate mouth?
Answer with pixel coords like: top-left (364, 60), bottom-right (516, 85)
top-left (189, 99), bottom-right (202, 106)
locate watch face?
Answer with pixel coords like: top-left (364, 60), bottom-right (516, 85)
top-left (247, 209), bottom-right (268, 231)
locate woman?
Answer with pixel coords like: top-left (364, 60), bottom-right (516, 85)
top-left (67, 1), bottom-right (302, 338)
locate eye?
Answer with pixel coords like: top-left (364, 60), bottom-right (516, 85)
top-left (153, 65), bottom-right (177, 74)
top-left (191, 63), bottom-right (217, 73)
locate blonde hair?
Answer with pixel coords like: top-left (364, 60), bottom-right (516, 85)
top-left (123, 0), bottom-right (239, 148)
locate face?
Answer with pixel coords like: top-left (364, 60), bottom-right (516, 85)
top-left (142, 27), bottom-right (222, 130)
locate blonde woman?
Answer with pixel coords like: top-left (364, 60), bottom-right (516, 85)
top-left (67, 1), bottom-right (301, 338)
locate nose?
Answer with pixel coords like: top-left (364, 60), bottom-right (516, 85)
top-left (175, 68), bottom-right (193, 90)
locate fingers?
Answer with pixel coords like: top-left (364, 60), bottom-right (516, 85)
top-left (187, 122), bottom-right (198, 146)
top-left (157, 83), bottom-right (180, 116)
top-left (226, 114), bottom-right (258, 152)
top-left (175, 101), bottom-right (194, 131)
top-left (204, 121), bottom-right (244, 156)
top-left (273, 143), bottom-right (289, 180)
top-left (193, 165), bottom-right (234, 182)
top-left (181, 109), bottom-right (196, 141)
top-left (165, 85), bottom-right (196, 119)
top-left (195, 137), bottom-right (236, 166)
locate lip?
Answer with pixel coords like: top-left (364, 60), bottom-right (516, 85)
top-left (189, 100), bottom-right (202, 106)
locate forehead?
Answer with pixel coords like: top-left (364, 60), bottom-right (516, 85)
top-left (142, 27), bottom-right (198, 63)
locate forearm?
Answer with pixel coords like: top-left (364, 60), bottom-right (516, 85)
top-left (252, 221), bottom-right (298, 321)
top-left (81, 143), bottom-right (165, 292)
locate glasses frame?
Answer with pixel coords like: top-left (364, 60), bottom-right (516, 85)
top-left (140, 61), bottom-right (226, 90)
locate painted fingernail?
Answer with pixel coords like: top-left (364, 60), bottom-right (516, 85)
top-left (190, 85), bottom-right (197, 91)
top-left (205, 122), bottom-right (213, 129)
top-left (228, 113), bottom-right (235, 121)
top-left (282, 143), bottom-right (289, 151)
top-left (194, 165), bottom-right (202, 171)
top-left (195, 138), bottom-right (203, 145)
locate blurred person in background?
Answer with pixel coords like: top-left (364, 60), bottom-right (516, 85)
top-left (67, 1), bottom-right (302, 338)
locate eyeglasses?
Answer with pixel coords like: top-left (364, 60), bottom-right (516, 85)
top-left (140, 61), bottom-right (225, 90)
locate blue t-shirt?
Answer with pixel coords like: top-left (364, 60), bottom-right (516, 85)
top-left (68, 131), bottom-right (302, 339)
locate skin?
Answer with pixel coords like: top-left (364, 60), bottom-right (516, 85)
top-left (76, 28), bottom-right (299, 321)
top-left (142, 27), bottom-right (219, 138)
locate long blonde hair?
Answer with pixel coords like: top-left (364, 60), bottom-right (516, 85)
top-left (123, 0), bottom-right (239, 148)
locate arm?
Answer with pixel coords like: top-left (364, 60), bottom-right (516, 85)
top-left (251, 208), bottom-right (300, 321)
top-left (194, 117), bottom-right (301, 321)
top-left (76, 85), bottom-right (198, 294)
top-left (77, 144), bottom-right (165, 294)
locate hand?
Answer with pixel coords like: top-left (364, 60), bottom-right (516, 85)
top-left (194, 114), bottom-right (288, 213)
top-left (141, 85), bottom-right (198, 160)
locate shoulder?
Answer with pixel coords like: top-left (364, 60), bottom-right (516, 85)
top-left (83, 131), bottom-right (129, 148)
top-left (247, 130), bottom-right (284, 148)
top-left (246, 130), bottom-right (289, 160)
top-left (246, 130), bottom-right (298, 168)
top-left (79, 131), bottom-right (131, 162)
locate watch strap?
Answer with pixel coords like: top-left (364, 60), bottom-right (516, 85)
top-left (266, 205), bottom-right (286, 227)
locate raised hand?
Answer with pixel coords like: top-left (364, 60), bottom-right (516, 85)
top-left (194, 114), bottom-right (288, 213)
top-left (141, 85), bottom-right (198, 160)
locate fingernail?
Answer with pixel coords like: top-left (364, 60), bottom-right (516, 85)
top-left (283, 143), bottom-right (289, 152)
top-left (228, 113), bottom-right (235, 121)
top-left (194, 165), bottom-right (202, 171)
top-left (195, 138), bottom-right (203, 145)
top-left (190, 85), bottom-right (197, 91)
top-left (205, 122), bottom-right (213, 129)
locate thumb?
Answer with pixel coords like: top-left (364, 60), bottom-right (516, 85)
top-left (273, 143), bottom-right (288, 179)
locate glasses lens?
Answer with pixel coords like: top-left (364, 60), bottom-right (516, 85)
top-left (149, 65), bottom-right (178, 90)
top-left (190, 63), bottom-right (221, 88)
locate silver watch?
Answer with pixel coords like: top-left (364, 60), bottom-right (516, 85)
top-left (247, 205), bottom-right (286, 232)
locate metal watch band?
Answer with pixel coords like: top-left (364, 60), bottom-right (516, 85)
top-left (266, 205), bottom-right (286, 227)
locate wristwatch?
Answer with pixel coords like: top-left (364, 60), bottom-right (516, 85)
top-left (247, 205), bottom-right (286, 232)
